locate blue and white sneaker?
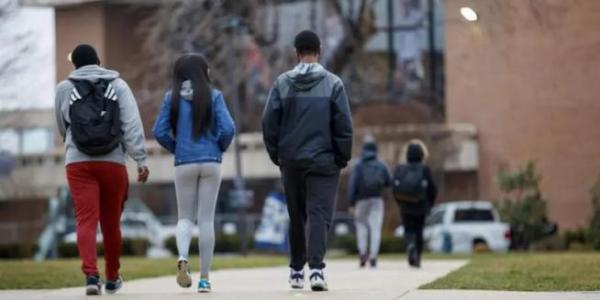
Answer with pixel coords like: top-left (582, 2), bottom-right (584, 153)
top-left (85, 275), bottom-right (102, 295)
top-left (197, 279), bottom-right (211, 293)
top-left (105, 276), bottom-right (123, 295)
top-left (289, 269), bottom-right (304, 289)
top-left (309, 269), bottom-right (328, 292)
top-left (176, 260), bottom-right (192, 288)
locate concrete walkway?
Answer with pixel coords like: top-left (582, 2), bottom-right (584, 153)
top-left (402, 290), bottom-right (600, 300)
top-left (2, 259), bottom-right (599, 300)
top-left (0, 259), bottom-right (465, 300)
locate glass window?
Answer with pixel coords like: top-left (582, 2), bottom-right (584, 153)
top-left (0, 129), bottom-right (19, 155)
top-left (453, 209), bottom-right (495, 222)
top-left (426, 210), bottom-right (445, 226)
top-left (22, 128), bottom-right (53, 154)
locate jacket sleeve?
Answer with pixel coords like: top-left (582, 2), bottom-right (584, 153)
top-left (331, 81), bottom-right (353, 168)
top-left (115, 79), bottom-right (147, 168)
top-left (424, 166), bottom-right (438, 206)
top-left (347, 162), bottom-right (359, 206)
top-left (261, 83), bottom-right (282, 166)
top-left (152, 92), bottom-right (176, 154)
top-left (54, 81), bottom-right (71, 139)
top-left (214, 92), bottom-right (236, 152)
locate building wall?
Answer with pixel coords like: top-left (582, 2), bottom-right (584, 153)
top-left (445, 0), bottom-right (600, 228)
top-left (55, 3), bottom-right (105, 81)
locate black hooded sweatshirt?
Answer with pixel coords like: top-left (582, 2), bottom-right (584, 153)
top-left (262, 63), bottom-right (353, 171)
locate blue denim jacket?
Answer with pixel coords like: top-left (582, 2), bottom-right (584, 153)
top-left (152, 89), bottom-right (235, 166)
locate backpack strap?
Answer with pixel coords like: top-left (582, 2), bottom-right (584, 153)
top-left (103, 82), bottom-right (118, 101)
top-left (69, 85), bottom-right (83, 105)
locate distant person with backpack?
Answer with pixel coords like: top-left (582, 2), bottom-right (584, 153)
top-left (54, 44), bottom-right (148, 295)
top-left (153, 54), bottom-right (235, 293)
top-left (347, 138), bottom-right (391, 268)
top-left (392, 140), bottom-right (437, 268)
top-left (262, 30), bottom-right (353, 291)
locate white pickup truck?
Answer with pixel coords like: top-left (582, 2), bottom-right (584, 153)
top-left (423, 201), bottom-right (511, 254)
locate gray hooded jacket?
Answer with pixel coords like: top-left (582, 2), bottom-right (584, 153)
top-left (54, 65), bottom-right (147, 167)
top-left (262, 63), bottom-right (353, 170)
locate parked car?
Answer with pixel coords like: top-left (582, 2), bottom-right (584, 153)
top-left (395, 201), bottom-right (511, 253)
top-left (425, 201), bottom-right (511, 253)
top-left (61, 199), bottom-right (171, 257)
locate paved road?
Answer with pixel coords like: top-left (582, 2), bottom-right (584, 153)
top-left (0, 259), bottom-right (465, 300)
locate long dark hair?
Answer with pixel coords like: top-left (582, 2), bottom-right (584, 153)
top-left (170, 53), bottom-right (213, 138)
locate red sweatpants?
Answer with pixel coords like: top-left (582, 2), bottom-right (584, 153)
top-left (66, 161), bottom-right (129, 280)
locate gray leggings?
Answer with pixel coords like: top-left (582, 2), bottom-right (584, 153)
top-left (355, 198), bottom-right (384, 259)
top-left (174, 162), bottom-right (222, 277)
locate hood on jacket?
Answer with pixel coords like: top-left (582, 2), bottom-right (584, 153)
top-left (180, 80), bottom-right (194, 100)
top-left (361, 142), bottom-right (377, 161)
top-left (285, 63), bottom-right (327, 92)
top-left (68, 65), bottom-right (120, 82)
top-left (407, 143), bottom-right (424, 163)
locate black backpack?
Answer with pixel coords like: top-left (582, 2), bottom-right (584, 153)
top-left (357, 160), bottom-right (386, 195)
top-left (392, 164), bottom-right (427, 203)
top-left (68, 79), bottom-right (122, 156)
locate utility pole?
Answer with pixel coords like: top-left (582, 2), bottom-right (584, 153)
top-left (427, 0), bottom-right (437, 101)
top-left (226, 16), bottom-right (251, 256)
top-left (387, 0), bottom-right (396, 96)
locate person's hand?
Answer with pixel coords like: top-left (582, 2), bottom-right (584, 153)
top-left (137, 166), bottom-right (149, 183)
top-left (348, 206), bottom-right (355, 216)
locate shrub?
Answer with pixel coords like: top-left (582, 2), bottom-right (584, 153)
top-left (589, 175), bottom-right (600, 250)
top-left (329, 235), bottom-right (358, 254)
top-left (164, 235), bottom-right (254, 255)
top-left (563, 228), bottom-right (588, 250)
top-left (496, 161), bottom-right (552, 249)
top-left (329, 234), bottom-right (405, 254)
top-left (0, 243), bottom-right (36, 259)
top-left (379, 235), bottom-right (405, 253)
top-left (58, 238), bottom-right (149, 258)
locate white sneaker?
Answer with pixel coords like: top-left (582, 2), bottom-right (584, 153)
top-left (289, 269), bottom-right (304, 289)
top-left (309, 269), bottom-right (328, 292)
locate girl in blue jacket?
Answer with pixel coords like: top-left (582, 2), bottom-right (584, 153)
top-left (152, 54), bottom-right (235, 293)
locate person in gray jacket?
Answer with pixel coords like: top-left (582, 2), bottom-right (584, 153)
top-left (347, 138), bottom-right (391, 268)
top-left (54, 44), bottom-right (148, 295)
top-left (262, 30), bottom-right (353, 292)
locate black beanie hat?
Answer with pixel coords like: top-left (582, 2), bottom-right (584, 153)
top-left (294, 30), bottom-right (321, 54)
top-left (71, 44), bottom-right (100, 69)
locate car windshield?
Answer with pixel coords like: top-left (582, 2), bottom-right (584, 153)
top-left (426, 210), bottom-right (445, 226)
top-left (454, 208), bottom-right (495, 222)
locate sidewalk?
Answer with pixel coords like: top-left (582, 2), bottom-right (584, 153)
top-left (402, 290), bottom-right (600, 300)
top-left (0, 259), bottom-right (465, 300)
top-left (2, 259), bottom-right (598, 300)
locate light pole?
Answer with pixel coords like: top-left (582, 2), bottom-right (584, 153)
top-left (225, 16), bottom-right (251, 256)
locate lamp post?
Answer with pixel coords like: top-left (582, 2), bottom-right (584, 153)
top-left (225, 16), bottom-right (252, 256)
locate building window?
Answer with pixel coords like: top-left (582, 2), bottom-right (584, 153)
top-left (0, 129), bottom-right (19, 155)
top-left (0, 127), bottom-right (54, 155)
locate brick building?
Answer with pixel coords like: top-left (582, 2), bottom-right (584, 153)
top-left (23, 0), bottom-right (600, 230)
top-left (445, 0), bottom-right (600, 228)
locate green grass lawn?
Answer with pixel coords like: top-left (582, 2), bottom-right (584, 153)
top-left (422, 252), bottom-right (600, 291)
top-left (0, 255), bottom-right (288, 290)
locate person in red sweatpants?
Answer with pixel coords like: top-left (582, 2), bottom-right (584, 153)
top-left (66, 162), bottom-right (129, 282)
top-left (55, 44), bottom-right (148, 295)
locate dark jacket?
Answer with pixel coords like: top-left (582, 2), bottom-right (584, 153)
top-left (399, 163), bottom-right (437, 216)
top-left (347, 143), bottom-right (391, 206)
top-left (262, 63), bottom-right (353, 171)
top-left (152, 86), bottom-right (236, 166)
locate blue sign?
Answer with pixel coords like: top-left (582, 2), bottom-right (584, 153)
top-left (254, 191), bottom-right (289, 252)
